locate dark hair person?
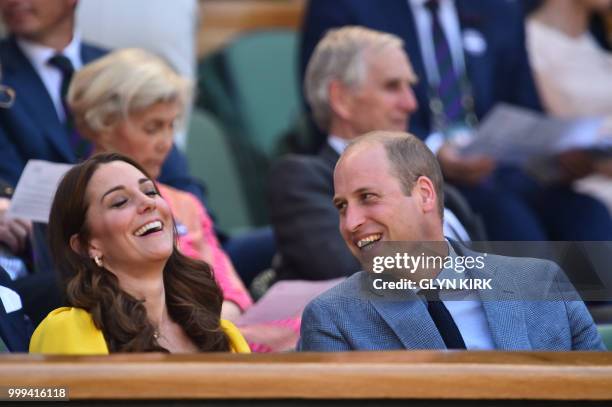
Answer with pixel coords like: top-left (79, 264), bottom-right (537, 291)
top-left (67, 48), bottom-right (251, 321)
top-left (30, 153), bottom-right (249, 353)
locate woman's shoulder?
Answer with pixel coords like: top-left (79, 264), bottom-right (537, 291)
top-left (29, 307), bottom-right (109, 355)
top-left (220, 319), bottom-right (250, 354)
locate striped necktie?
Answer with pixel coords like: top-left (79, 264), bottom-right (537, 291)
top-left (47, 54), bottom-right (91, 159)
top-left (47, 54), bottom-right (74, 124)
top-left (425, 0), bottom-right (466, 128)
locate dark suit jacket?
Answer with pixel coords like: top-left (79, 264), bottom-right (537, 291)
top-left (268, 143), bottom-right (485, 281)
top-left (0, 266), bottom-right (31, 352)
top-left (268, 144), bottom-right (358, 281)
top-left (0, 36), bottom-right (204, 201)
top-left (300, 0), bottom-right (543, 139)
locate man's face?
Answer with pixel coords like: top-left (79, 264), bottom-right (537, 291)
top-left (333, 143), bottom-right (430, 259)
top-left (0, 0), bottom-right (76, 40)
top-left (343, 46), bottom-right (418, 136)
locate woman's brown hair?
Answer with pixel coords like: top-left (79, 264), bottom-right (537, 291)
top-left (48, 152), bottom-right (229, 352)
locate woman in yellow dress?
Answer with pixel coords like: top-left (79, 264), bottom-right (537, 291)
top-left (29, 153), bottom-right (249, 354)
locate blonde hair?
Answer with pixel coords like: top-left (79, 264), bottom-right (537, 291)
top-left (68, 48), bottom-right (191, 136)
top-left (304, 26), bottom-right (407, 132)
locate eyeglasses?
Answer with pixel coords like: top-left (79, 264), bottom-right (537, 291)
top-left (0, 84), bottom-right (15, 108)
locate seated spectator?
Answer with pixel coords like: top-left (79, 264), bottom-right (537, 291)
top-left (268, 27), bottom-right (478, 282)
top-left (299, 131), bottom-right (604, 351)
top-left (67, 48), bottom-right (250, 320)
top-left (76, 0), bottom-right (199, 149)
top-left (77, 0), bottom-right (275, 284)
top-left (0, 265), bottom-right (31, 352)
top-left (526, 0), bottom-right (612, 212)
top-left (0, 0), bottom-right (204, 201)
top-left (67, 48), bottom-right (299, 351)
top-left (30, 153), bottom-right (249, 354)
top-left (300, 0), bottom-right (612, 242)
top-left (0, 80), bottom-right (29, 281)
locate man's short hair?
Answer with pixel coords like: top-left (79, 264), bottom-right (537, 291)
top-left (304, 26), bottom-right (405, 132)
top-left (345, 131), bottom-right (445, 218)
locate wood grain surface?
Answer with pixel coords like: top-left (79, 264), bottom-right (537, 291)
top-left (2, 351), bottom-right (611, 400)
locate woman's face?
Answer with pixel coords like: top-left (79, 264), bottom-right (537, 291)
top-left (104, 101), bottom-right (181, 179)
top-left (82, 160), bottom-right (174, 273)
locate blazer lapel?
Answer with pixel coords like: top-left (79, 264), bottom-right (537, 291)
top-left (3, 37), bottom-right (75, 162)
top-left (318, 142), bottom-right (340, 169)
top-left (367, 276), bottom-right (446, 350)
top-left (381, 2), bottom-right (431, 129)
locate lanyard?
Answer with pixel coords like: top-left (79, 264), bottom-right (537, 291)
top-left (427, 73), bottom-right (479, 146)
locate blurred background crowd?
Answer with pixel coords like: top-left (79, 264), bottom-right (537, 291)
top-left (0, 0), bottom-right (611, 353)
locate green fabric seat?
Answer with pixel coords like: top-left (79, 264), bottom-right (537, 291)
top-left (196, 30), bottom-right (301, 225)
top-left (222, 29), bottom-right (300, 158)
top-left (598, 324), bottom-right (612, 350)
top-left (186, 108), bottom-right (253, 234)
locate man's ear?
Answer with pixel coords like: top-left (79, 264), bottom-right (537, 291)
top-left (328, 80), bottom-right (354, 121)
top-left (414, 176), bottom-right (438, 214)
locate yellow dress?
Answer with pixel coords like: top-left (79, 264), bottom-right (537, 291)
top-left (29, 307), bottom-right (250, 354)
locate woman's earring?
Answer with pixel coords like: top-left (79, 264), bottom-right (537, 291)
top-left (94, 256), bottom-right (103, 268)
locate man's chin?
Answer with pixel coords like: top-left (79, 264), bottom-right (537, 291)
top-left (146, 166), bottom-right (162, 180)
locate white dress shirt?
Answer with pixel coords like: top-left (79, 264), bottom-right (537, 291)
top-left (17, 34), bottom-right (83, 122)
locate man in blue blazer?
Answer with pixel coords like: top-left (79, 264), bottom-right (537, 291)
top-left (0, 0), bottom-right (203, 200)
top-left (301, 0), bottom-right (541, 139)
top-left (0, 266), bottom-right (31, 352)
top-left (299, 131), bottom-right (604, 351)
top-left (299, 0), bottom-right (612, 242)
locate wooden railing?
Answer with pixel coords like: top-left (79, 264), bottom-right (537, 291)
top-left (1, 351), bottom-right (612, 401)
top-left (197, 0), bottom-right (305, 57)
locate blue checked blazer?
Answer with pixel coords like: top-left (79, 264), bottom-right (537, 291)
top-left (299, 244), bottom-right (604, 351)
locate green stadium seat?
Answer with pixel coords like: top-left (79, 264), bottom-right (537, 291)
top-left (196, 30), bottom-right (302, 225)
top-left (186, 108), bottom-right (253, 234)
top-left (598, 324), bottom-right (612, 350)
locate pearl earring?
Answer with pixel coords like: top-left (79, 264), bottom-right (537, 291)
top-left (94, 256), bottom-right (103, 268)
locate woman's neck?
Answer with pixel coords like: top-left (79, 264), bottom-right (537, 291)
top-left (533, 0), bottom-right (590, 38)
top-left (114, 267), bottom-right (168, 329)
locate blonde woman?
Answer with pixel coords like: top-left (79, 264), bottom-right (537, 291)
top-left (67, 48), bottom-right (251, 320)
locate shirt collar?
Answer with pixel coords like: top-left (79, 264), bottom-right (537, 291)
top-left (17, 32), bottom-right (83, 72)
top-left (327, 134), bottom-right (350, 155)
